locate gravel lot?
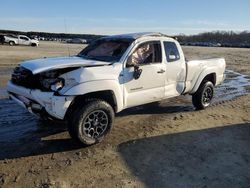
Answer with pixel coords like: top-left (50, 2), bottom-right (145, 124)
top-left (0, 42), bottom-right (249, 188)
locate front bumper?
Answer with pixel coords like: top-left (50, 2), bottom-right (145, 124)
top-left (7, 81), bottom-right (74, 120)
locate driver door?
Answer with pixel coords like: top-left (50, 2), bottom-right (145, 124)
top-left (19, 36), bottom-right (30, 45)
top-left (123, 41), bottom-right (166, 108)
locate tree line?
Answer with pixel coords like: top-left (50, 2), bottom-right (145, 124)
top-left (176, 31), bottom-right (250, 47)
top-left (1, 29), bottom-right (250, 47)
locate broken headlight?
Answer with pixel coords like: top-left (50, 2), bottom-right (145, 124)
top-left (41, 77), bottom-right (64, 91)
top-left (39, 68), bottom-right (79, 91)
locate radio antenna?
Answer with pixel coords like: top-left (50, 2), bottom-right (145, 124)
top-left (64, 18), bottom-right (71, 57)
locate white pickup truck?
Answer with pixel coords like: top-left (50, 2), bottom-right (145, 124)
top-left (7, 32), bottom-right (226, 145)
top-left (4, 35), bottom-right (39, 46)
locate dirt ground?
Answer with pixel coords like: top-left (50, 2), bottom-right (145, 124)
top-left (0, 42), bottom-right (249, 188)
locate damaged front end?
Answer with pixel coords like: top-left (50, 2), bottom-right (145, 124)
top-left (11, 65), bottom-right (78, 92)
top-left (7, 65), bottom-right (78, 120)
top-left (7, 53), bottom-right (114, 120)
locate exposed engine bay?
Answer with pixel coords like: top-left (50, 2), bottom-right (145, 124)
top-left (11, 66), bottom-right (78, 91)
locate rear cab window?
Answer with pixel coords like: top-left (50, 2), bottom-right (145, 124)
top-left (163, 41), bottom-right (180, 62)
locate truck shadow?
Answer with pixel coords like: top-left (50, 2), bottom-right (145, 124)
top-left (0, 98), bottom-right (193, 160)
top-left (118, 97), bottom-right (193, 117)
top-left (0, 121), bottom-right (83, 160)
top-left (0, 99), bottom-right (83, 160)
top-left (118, 123), bottom-right (250, 188)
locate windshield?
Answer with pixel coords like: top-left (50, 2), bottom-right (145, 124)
top-left (77, 38), bottom-right (133, 63)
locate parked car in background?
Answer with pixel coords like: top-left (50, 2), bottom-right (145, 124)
top-left (4, 35), bottom-right (39, 46)
top-left (39, 37), bottom-right (45, 41)
top-left (67, 38), bottom-right (87, 44)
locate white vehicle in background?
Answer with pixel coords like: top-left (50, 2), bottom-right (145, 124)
top-left (4, 35), bottom-right (39, 46)
top-left (7, 32), bottom-right (226, 146)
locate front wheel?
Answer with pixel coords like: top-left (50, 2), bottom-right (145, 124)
top-left (68, 99), bottom-right (114, 146)
top-left (31, 43), bottom-right (38, 47)
top-left (9, 41), bottom-right (15, 46)
top-left (192, 81), bottom-right (214, 110)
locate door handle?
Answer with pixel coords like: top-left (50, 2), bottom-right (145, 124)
top-left (157, 69), bottom-right (165, 74)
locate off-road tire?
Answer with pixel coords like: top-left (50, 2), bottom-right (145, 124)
top-left (68, 99), bottom-right (114, 146)
top-left (192, 81), bottom-right (214, 110)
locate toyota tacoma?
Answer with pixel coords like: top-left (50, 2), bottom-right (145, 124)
top-left (7, 32), bottom-right (226, 145)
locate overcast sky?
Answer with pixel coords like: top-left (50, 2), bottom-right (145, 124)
top-left (1, 0), bottom-right (250, 35)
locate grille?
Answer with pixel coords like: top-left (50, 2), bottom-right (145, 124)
top-left (11, 66), bottom-right (39, 88)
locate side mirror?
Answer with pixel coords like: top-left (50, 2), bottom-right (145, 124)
top-left (133, 65), bottom-right (142, 80)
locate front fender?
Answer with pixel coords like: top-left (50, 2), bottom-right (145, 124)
top-left (62, 80), bottom-right (124, 112)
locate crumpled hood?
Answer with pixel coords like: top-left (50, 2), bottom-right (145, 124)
top-left (21, 56), bottom-right (110, 74)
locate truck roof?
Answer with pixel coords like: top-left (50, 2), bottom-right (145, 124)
top-left (102, 32), bottom-right (173, 40)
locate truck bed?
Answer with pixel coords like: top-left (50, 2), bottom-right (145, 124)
top-left (184, 58), bottom-right (226, 94)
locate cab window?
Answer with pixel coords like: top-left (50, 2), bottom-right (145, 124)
top-left (127, 41), bottom-right (162, 67)
top-left (20, 37), bottom-right (29, 41)
top-left (164, 41), bottom-right (180, 62)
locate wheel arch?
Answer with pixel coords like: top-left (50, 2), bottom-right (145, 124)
top-left (64, 90), bottom-right (118, 120)
top-left (191, 70), bottom-right (216, 94)
top-left (62, 80), bottom-right (123, 113)
top-left (9, 40), bottom-right (16, 45)
top-left (202, 73), bottom-right (216, 85)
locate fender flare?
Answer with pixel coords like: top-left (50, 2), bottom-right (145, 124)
top-left (62, 80), bottom-right (123, 112)
top-left (190, 67), bottom-right (217, 94)
top-left (9, 40), bottom-right (16, 44)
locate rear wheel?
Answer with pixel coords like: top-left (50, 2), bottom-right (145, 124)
top-left (68, 99), bottom-right (114, 146)
top-left (192, 81), bottom-right (214, 110)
